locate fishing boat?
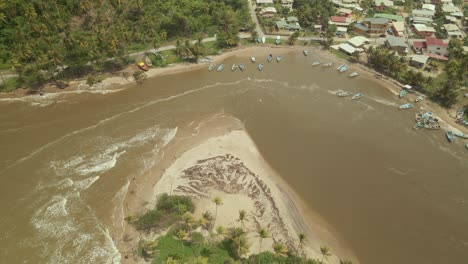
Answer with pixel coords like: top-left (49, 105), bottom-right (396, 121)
top-left (323, 63), bottom-right (332, 67)
top-left (399, 103), bottom-right (413, 110)
top-left (352, 93), bottom-right (364, 100)
top-left (217, 64), bottom-right (224, 72)
top-left (231, 64), bottom-right (238, 71)
top-left (145, 56), bottom-right (152, 67)
top-left (465, 143), bottom-right (468, 150)
top-left (399, 90), bottom-right (408, 98)
top-left (336, 64), bottom-right (346, 71)
top-left (415, 95), bottom-right (425, 102)
top-left (337, 91), bottom-right (353, 97)
top-left (251, 56), bottom-right (256, 63)
top-left (258, 64), bottom-right (264, 71)
top-left (261, 37), bottom-right (266, 44)
top-left (267, 54), bottom-right (273, 62)
top-left (339, 65), bottom-right (349, 72)
top-left (303, 50), bottom-right (309, 56)
top-left (137, 62), bottom-right (149, 71)
top-left (312, 61), bottom-right (320, 66)
top-left (453, 131), bottom-right (468, 139)
top-left (208, 64), bottom-right (216, 71)
top-left (349, 72), bottom-right (358, 77)
top-left (239, 64), bottom-right (245, 71)
top-left (446, 131), bottom-right (455, 142)
top-left (276, 56), bottom-right (282, 62)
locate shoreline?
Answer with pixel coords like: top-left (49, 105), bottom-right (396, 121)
top-left (1, 44), bottom-right (465, 134)
top-left (116, 114), bottom-right (357, 263)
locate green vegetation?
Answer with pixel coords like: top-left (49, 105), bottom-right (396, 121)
top-left (366, 39), bottom-right (467, 108)
top-left (0, 0), bottom-right (251, 89)
top-left (295, 0), bottom-right (335, 30)
top-left (0, 76), bottom-right (19, 92)
top-left (131, 194), bottom-right (351, 264)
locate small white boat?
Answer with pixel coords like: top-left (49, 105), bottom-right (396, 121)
top-left (336, 64), bottom-right (346, 71)
top-left (446, 131), bottom-right (454, 142)
top-left (337, 91), bottom-right (353, 97)
top-left (231, 64), bottom-right (238, 71)
top-left (323, 63), bottom-right (332, 67)
top-left (349, 72), bottom-right (358, 77)
top-left (258, 64), bottom-right (264, 71)
top-left (217, 64), bottom-right (224, 72)
top-left (352, 93), bottom-right (364, 100)
top-left (251, 56), bottom-right (256, 63)
top-left (415, 95), bottom-right (425, 103)
top-left (261, 37), bottom-right (266, 44)
top-left (208, 64), bottom-right (216, 71)
top-left (276, 56), bottom-right (282, 62)
top-left (239, 64), bottom-right (245, 71)
top-left (399, 90), bottom-right (408, 98)
top-left (267, 54), bottom-right (273, 62)
top-left (312, 61), bottom-right (320, 66)
top-left (303, 50), bottom-right (309, 56)
top-left (339, 65), bottom-right (349, 72)
top-left (465, 143), bottom-right (468, 150)
top-left (399, 103), bottom-right (413, 110)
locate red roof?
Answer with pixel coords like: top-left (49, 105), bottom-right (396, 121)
top-left (426, 37), bottom-right (448, 47)
top-left (413, 41), bottom-right (427, 49)
top-left (424, 53), bottom-right (448, 61)
top-left (331, 16), bottom-right (347, 23)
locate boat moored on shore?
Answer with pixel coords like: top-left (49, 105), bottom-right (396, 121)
top-left (258, 64), bottom-right (264, 71)
top-left (231, 64), bottom-right (238, 71)
top-left (267, 54), bottom-right (273, 62)
top-left (312, 61), bottom-right (320, 66)
top-left (208, 64), bottom-right (216, 71)
top-left (137, 62), bottom-right (149, 71)
top-left (239, 64), bottom-right (245, 71)
top-left (349, 72), bottom-right (358, 77)
top-left (415, 95), bottom-right (425, 102)
top-left (399, 90), bottom-right (408, 98)
top-left (446, 131), bottom-right (455, 142)
top-left (276, 56), bottom-right (282, 62)
top-left (303, 50), bottom-right (309, 56)
top-left (352, 93), bottom-right (364, 100)
top-left (217, 64), bottom-right (224, 72)
top-left (339, 65), bottom-right (349, 72)
top-left (323, 62), bottom-right (332, 67)
top-left (337, 91), bottom-right (353, 97)
top-left (251, 56), bottom-right (256, 63)
top-left (399, 103), bottom-right (413, 110)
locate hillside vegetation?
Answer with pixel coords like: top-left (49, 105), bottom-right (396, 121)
top-left (0, 0), bottom-right (252, 88)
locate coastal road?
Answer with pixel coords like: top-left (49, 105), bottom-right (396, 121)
top-left (247, 0), bottom-right (265, 36)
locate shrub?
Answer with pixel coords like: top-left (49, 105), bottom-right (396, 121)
top-left (156, 193), bottom-right (195, 214)
top-left (134, 210), bottom-right (164, 230)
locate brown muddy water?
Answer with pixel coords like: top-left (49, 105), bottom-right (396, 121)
top-left (0, 50), bottom-right (467, 264)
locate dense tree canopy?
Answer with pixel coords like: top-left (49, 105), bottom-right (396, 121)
top-left (294, 0), bottom-right (335, 29)
top-left (0, 0), bottom-right (251, 87)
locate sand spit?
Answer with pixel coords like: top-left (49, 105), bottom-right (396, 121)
top-left (150, 125), bottom-right (350, 263)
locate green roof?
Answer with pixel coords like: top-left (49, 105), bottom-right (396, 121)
top-left (276, 20), bottom-right (301, 30)
top-left (374, 13), bottom-right (404, 22)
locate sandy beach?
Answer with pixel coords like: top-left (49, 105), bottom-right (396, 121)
top-left (115, 113), bottom-right (356, 263)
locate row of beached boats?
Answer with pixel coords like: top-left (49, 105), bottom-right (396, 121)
top-left (209, 54), bottom-right (283, 72)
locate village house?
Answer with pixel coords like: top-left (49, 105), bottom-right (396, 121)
top-left (445, 15), bottom-right (457, 24)
top-left (412, 9), bottom-right (435, 19)
top-left (442, 4), bottom-right (460, 14)
top-left (336, 26), bottom-right (348, 36)
top-left (385, 35), bottom-right (409, 54)
top-left (342, 0), bottom-right (361, 3)
top-left (391, 21), bottom-right (405, 37)
top-left (329, 16), bottom-right (353, 27)
top-left (256, 0), bottom-right (273, 5)
top-left (276, 16), bottom-right (301, 31)
top-left (426, 37), bottom-right (448, 56)
top-left (374, 0), bottom-right (394, 11)
top-left (362, 18), bottom-right (389, 35)
top-left (281, 0), bottom-right (294, 10)
top-left (410, 54), bottom-right (429, 68)
top-left (374, 13), bottom-right (404, 22)
top-left (412, 16), bottom-right (433, 24)
top-left (347, 36), bottom-right (370, 48)
top-left (337, 8), bottom-right (353, 17)
top-left (422, 4), bottom-right (436, 11)
top-left (260, 7), bottom-right (277, 17)
top-left (412, 37), bottom-right (449, 59)
top-left (444, 24), bottom-right (463, 38)
top-left (335, 43), bottom-right (359, 54)
top-left (412, 24), bottom-right (436, 37)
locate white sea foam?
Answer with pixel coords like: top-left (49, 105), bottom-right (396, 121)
top-left (77, 151), bottom-right (126, 176)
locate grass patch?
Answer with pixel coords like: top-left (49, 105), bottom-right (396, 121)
top-left (0, 63), bottom-right (11, 70)
top-left (425, 72), bottom-right (448, 94)
top-left (0, 76), bottom-right (20, 92)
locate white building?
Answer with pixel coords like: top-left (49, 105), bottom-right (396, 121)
top-left (256, 0), bottom-right (273, 5)
top-left (281, 0), bottom-right (294, 10)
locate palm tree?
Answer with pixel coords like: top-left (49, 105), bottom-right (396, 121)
top-left (228, 227), bottom-right (250, 258)
top-left (216, 225), bottom-right (225, 241)
top-left (213, 197), bottom-right (222, 229)
top-left (190, 256), bottom-right (209, 264)
top-left (175, 229), bottom-right (189, 241)
top-left (182, 212), bottom-right (195, 230)
top-left (257, 228), bottom-right (269, 253)
top-left (273, 242), bottom-right (289, 257)
top-left (340, 259), bottom-right (353, 264)
top-left (237, 210), bottom-right (248, 230)
top-left (298, 233), bottom-right (306, 256)
top-left (320, 245), bottom-right (332, 263)
top-left (164, 257), bottom-right (180, 264)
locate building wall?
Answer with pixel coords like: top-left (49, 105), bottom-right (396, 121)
top-left (427, 45), bottom-right (447, 56)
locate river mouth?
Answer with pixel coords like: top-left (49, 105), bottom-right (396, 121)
top-left (0, 47), bottom-right (467, 264)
